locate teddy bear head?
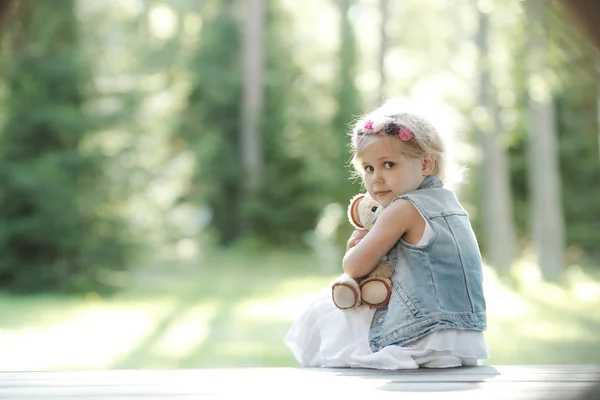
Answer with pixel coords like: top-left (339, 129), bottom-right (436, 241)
top-left (347, 193), bottom-right (383, 231)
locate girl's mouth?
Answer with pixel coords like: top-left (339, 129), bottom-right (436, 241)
top-left (375, 190), bottom-right (391, 197)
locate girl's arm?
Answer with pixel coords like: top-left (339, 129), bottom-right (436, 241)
top-left (342, 199), bottom-right (421, 279)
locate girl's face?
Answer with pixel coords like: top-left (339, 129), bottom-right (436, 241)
top-left (357, 137), bottom-right (427, 208)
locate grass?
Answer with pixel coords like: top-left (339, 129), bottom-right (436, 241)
top-left (0, 249), bottom-right (599, 371)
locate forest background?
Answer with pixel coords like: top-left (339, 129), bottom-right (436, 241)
top-left (0, 0), bottom-right (599, 370)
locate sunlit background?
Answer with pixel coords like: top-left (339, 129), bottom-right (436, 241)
top-left (0, 0), bottom-right (599, 370)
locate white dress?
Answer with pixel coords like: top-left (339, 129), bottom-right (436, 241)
top-left (285, 218), bottom-right (489, 369)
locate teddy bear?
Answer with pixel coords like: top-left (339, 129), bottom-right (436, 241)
top-left (330, 192), bottom-right (393, 310)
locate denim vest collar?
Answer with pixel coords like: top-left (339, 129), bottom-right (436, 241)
top-left (369, 176), bottom-right (443, 226)
top-left (418, 175), bottom-right (443, 190)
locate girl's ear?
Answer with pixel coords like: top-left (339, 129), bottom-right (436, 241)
top-left (422, 154), bottom-right (435, 176)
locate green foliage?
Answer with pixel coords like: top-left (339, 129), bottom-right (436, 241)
top-left (0, 0), bottom-right (135, 292)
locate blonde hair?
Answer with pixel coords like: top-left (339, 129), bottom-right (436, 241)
top-left (349, 107), bottom-right (453, 182)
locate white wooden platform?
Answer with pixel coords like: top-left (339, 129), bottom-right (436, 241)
top-left (0, 365), bottom-right (598, 399)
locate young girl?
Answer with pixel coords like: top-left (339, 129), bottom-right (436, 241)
top-left (285, 104), bottom-right (488, 369)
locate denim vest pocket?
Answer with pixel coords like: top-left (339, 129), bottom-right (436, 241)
top-left (392, 280), bottom-right (420, 316)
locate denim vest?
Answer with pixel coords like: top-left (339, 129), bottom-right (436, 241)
top-left (369, 175), bottom-right (487, 352)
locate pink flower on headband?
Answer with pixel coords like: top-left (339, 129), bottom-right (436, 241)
top-left (363, 120), bottom-right (374, 130)
top-left (398, 127), bottom-right (413, 141)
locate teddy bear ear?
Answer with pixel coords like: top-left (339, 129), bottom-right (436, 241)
top-left (347, 193), bottom-right (366, 229)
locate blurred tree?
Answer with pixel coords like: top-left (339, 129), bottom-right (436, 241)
top-left (555, 61), bottom-right (600, 264)
top-left (474, 5), bottom-right (516, 275)
top-left (330, 0), bottom-right (363, 245)
top-left (504, 0), bottom-right (600, 269)
top-left (72, 0), bottom-right (186, 258)
top-left (525, 0), bottom-right (565, 280)
top-left (546, 2), bottom-right (600, 264)
top-left (332, 0), bottom-right (362, 198)
top-left (0, 0), bottom-right (135, 292)
top-left (176, 0), bottom-right (320, 247)
top-left (244, 0), bottom-right (322, 246)
top-left (176, 1), bottom-right (243, 246)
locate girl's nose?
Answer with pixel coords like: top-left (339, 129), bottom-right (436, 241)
top-left (373, 171), bottom-right (384, 183)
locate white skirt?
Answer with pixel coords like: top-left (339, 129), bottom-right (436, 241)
top-left (285, 289), bottom-right (489, 369)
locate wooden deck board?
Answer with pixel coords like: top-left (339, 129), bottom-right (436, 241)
top-left (0, 365), bottom-right (598, 399)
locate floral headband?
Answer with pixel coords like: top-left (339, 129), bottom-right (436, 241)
top-left (354, 118), bottom-right (414, 143)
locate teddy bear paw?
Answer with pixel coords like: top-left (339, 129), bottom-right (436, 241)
top-left (332, 282), bottom-right (360, 310)
top-left (359, 278), bottom-right (392, 308)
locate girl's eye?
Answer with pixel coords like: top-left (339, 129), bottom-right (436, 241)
top-left (384, 162), bottom-right (395, 169)
top-left (364, 165), bottom-right (374, 172)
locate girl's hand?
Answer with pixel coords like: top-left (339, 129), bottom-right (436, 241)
top-left (346, 229), bottom-right (368, 252)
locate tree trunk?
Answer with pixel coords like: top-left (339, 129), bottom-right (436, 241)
top-left (562, 0), bottom-right (600, 51)
top-left (526, 0), bottom-right (565, 281)
top-left (0, 0), bottom-right (15, 33)
top-left (377, 0), bottom-right (389, 102)
top-left (597, 60), bottom-right (600, 163)
top-left (241, 0), bottom-right (265, 191)
top-left (474, 8), bottom-right (517, 275)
